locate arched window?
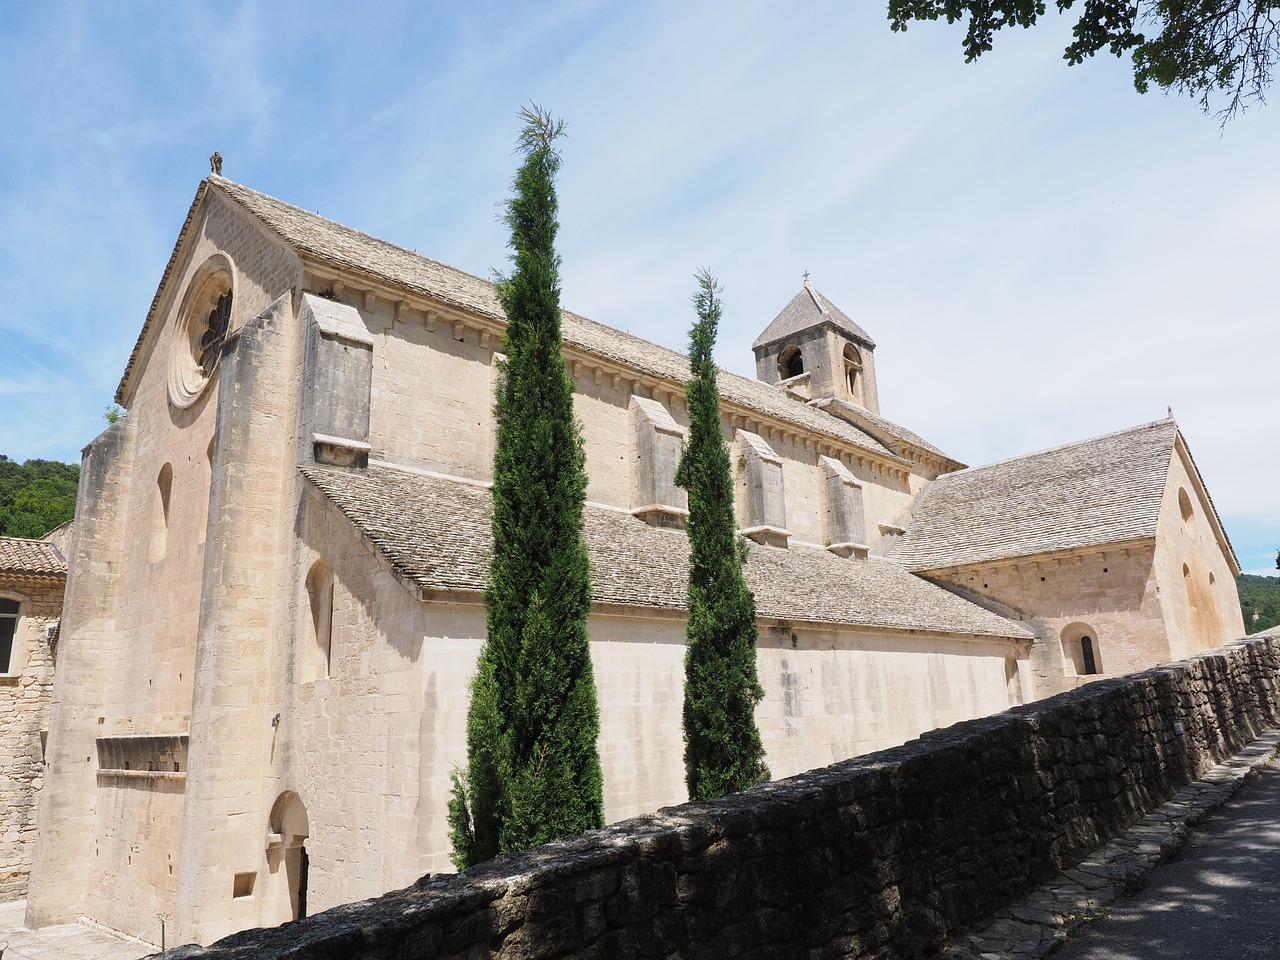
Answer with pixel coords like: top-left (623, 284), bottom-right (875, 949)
top-left (778, 345), bottom-right (804, 380)
top-left (1061, 622), bottom-right (1102, 678)
top-left (305, 560), bottom-right (334, 678)
top-left (843, 344), bottom-right (863, 401)
top-left (0, 598), bottom-right (19, 674)
top-left (1079, 636), bottom-right (1098, 675)
top-left (149, 463), bottom-right (173, 563)
top-left (1178, 488), bottom-right (1197, 540)
top-left (1005, 656), bottom-right (1023, 705)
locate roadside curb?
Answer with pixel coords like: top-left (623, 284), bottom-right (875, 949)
top-left (941, 726), bottom-right (1280, 960)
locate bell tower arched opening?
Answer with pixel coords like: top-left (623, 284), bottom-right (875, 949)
top-left (752, 282), bottom-right (880, 413)
top-left (843, 343), bottom-right (864, 404)
top-left (778, 345), bottom-right (804, 380)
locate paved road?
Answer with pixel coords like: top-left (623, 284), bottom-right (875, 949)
top-left (0, 900), bottom-right (155, 960)
top-left (1053, 763), bottom-right (1280, 960)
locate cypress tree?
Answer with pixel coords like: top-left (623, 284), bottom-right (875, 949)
top-left (675, 270), bottom-right (770, 801)
top-left (448, 106), bottom-right (604, 868)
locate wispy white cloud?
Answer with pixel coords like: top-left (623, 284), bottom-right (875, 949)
top-left (0, 0), bottom-right (1274, 567)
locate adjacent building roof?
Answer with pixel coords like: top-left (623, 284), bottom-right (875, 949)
top-left (0, 537), bottom-right (68, 580)
top-left (751, 284), bottom-right (876, 351)
top-left (302, 464), bottom-right (1031, 641)
top-left (120, 178), bottom-right (955, 469)
top-left (891, 419), bottom-right (1179, 571)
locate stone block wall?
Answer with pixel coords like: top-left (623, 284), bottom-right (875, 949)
top-left (931, 544), bottom-right (1167, 696)
top-left (0, 576), bottom-right (60, 901)
top-left (156, 636), bottom-right (1280, 960)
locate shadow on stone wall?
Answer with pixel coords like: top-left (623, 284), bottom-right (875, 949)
top-left (154, 637), bottom-right (1280, 960)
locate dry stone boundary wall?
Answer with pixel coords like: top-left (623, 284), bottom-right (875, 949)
top-left (157, 636), bottom-right (1280, 960)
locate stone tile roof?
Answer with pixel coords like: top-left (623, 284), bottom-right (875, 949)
top-left (816, 397), bottom-right (962, 467)
top-left (751, 284), bottom-right (876, 351)
top-left (204, 179), bottom-right (902, 463)
top-left (891, 419), bottom-right (1178, 571)
top-left (302, 464), bottom-right (1031, 640)
top-left (0, 537), bottom-right (67, 579)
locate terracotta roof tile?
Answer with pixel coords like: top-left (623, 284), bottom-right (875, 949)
top-left (891, 419), bottom-right (1177, 570)
top-left (302, 464), bottom-right (1030, 640)
top-left (0, 537), bottom-right (67, 578)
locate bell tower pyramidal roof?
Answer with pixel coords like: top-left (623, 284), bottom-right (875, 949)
top-left (752, 279), bottom-right (880, 414)
top-left (752, 279), bottom-right (876, 352)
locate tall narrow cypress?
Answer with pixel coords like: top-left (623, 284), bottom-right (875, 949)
top-left (676, 270), bottom-right (770, 800)
top-left (448, 106), bottom-right (604, 868)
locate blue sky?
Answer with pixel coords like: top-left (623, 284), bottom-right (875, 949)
top-left (0, 1), bottom-right (1276, 574)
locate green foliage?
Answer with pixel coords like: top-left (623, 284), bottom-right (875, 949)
top-left (103, 405), bottom-right (123, 424)
top-left (675, 270), bottom-right (770, 802)
top-left (448, 105), bottom-right (604, 869)
top-left (1238, 574), bottom-right (1280, 633)
top-left (0, 455), bottom-right (78, 539)
top-left (887, 1), bottom-right (1280, 119)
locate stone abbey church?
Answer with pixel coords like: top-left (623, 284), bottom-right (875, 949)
top-left (26, 176), bottom-right (1244, 947)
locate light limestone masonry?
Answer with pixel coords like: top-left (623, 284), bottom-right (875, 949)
top-left (929, 544), bottom-right (1170, 698)
top-left (28, 177), bottom-right (1248, 951)
top-left (174, 293), bottom-right (301, 947)
top-left (0, 575), bottom-right (60, 901)
top-left (149, 638), bottom-right (1280, 960)
top-left (1153, 442), bottom-right (1244, 662)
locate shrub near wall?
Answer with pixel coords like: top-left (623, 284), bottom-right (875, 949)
top-left (157, 637), bottom-right (1280, 960)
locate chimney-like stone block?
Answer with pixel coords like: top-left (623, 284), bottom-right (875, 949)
top-left (630, 396), bottom-right (688, 528)
top-left (821, 456), bottom-right (868, 558)
top-left (736, 430), bottom-right (788, 547)
top-left (299, 294), bottom-right (373, 468)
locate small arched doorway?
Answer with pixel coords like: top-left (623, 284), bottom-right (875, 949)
top-left (267, 791), bottom-right (310, 923)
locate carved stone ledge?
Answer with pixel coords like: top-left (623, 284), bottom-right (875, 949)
top-left (631, 504), bottom-right (689, 530)
top-left (312, 433), bottom-right (371, 469)
top-left (740, 525), bottom-right (790, 549)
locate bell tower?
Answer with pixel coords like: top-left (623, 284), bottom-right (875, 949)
top-left (752, 278), bottom-right (879, 413)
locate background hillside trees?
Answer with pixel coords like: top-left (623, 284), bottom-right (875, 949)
top-left (448, 106), bottom-right (604, 868)
top-left (676, 270), bottom-right (770, 801)
top-left (0, 456), bottom-right (78, 538)
top-left (1238, 574), bottom-right (1280, 632)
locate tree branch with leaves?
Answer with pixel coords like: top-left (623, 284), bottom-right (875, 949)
top-left (888, 0), bottom-right (1280, 120)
